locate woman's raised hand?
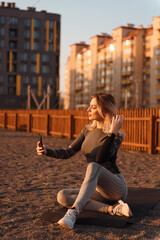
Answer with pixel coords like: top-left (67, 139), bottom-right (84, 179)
top-left (36, 141), bottom-right (47, 156)
top-left (109, 115), bottom-right (125, 134)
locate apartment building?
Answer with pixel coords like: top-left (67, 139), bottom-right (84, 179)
top-left (64, 17), bottom-right (160, 109)
top-left (0, 2), bottom-right (60, 109)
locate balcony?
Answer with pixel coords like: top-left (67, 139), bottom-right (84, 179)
top-left (121, 79), bottom-right (132, 85)
top-left (75, 86), bottom-right (83, 91)
top-left (143, 88), bottom-right (150, 93)
top-left (156, 83), bottom-right (160, 89)
top-left (145, 61), bottom-right (151, 66)
top-left (143, 68), bottom-right (150, 75)
top-left (155, 95), bottom-right (160, 100)
top-left (156, 64), bottom-right (160, 69)
top-left (143, 96), bottom-right (150, 100)
top-left (121, 71), bottom-right (133, 76)
top-left (144, 51), bottom-right (151, 58)
top-left (96, 82), bottom-right (105, 88)
top-left (157, 31), bottom-right (160, 39)
top-left (122, 61), bottom-right (133, 67)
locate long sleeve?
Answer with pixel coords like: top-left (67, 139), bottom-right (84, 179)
top-left (46, 127), bottom-right (88, 159)
top-left (96, 133), bottom-right (123, 164)
top-left (46, 147), bottom-right (77, 159)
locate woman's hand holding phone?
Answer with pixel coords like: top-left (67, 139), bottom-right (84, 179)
top-left (36, 134), bottom-right (47, 156)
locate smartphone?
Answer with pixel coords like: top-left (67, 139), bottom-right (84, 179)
top-left (39, 133), bottom-right (43, 149)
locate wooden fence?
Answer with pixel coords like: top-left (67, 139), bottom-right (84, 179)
top-left (0, 108), bottom-right (160, 154)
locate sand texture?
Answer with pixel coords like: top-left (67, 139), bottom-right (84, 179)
top-left (0, 128), bottom-right (160, 240)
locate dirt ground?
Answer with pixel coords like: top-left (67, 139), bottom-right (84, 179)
top-left (0, 128), bottom-right (160, 240)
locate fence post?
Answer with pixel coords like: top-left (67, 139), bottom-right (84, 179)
top-left (68, 114), bottom-right (74, 140)
top-left (4, 112), bottom-right (7, 128)
top-left (45, 114), bottom-right (49, 136)
top-left (149, 115), bottom-right (155, 154)
top-left (27, 113), bottom-right (31, 132)
top-left (15, 113), bottom-right (18, 131)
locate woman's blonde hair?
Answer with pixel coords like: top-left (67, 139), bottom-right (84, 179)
top-left (87, 92), bottom-right (125, 136)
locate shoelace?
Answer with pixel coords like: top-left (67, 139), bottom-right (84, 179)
top-left (64, 209), bottom-right (77, 221)
top-left (113, 203), bottom-right (123, 215)
top-left (114, 206), bottom-right (122, 215)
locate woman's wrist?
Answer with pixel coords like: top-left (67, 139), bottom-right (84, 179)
top-left (109, 130), bottom-right (117, 135)
top-left (108, 132), bottom-right (116, 137)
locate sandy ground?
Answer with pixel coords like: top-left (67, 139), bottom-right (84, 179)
top-left (0, 128), bottom-right (160, 240)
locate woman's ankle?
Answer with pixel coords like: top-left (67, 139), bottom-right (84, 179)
top-left (72, 204), bottom-right (80, 212)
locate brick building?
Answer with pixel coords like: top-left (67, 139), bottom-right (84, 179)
top-left (64, 17), bottom-right (160, 109)
top-left (0, 2), bottom-right (60, 109)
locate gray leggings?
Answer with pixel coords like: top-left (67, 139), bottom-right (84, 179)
top-left (57, 162), bottom-right (128, 213)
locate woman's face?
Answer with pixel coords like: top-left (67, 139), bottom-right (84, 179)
top-left (87, 98), bottom-right (104, 122)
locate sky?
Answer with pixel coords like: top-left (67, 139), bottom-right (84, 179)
top-left (3, 0), bottom-right (160, 95)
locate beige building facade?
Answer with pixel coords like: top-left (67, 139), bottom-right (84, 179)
top-left (64, 17), bottom-right (160, 109)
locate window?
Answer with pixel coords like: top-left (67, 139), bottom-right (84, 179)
top-left (0, 40), bottom-right (4, 48)
top-left (20, 64), bottom-right (27, 72)
top-left (9, 40), bottom-right (17, 49)
top-left (21, 87), bottom-right (27, 95)
top-left (0, 28), bottom-right (4, 36)
top-left (32, 76), bottom-right (37, 84)
top-left (155, 48), bottom-right (160, 55)
top-left (49, 21), bottom-right (54, 29)
top-left (106, 53), bottom-right (112, 59)
top-left (24, 18), bottom-right (30, 27)
top-left (123, 48), bottom-right (132, 55)
top-left (122, 40), bottom-right (133, 46)
top-left (106, 69), bottom-right (113, 75)
top-left (156, 59), bottom-right (160, 65)
top-left (42, 54), bottom-right (49, 62)
top-left (9, 29), bottom-right (17, 37)
top-left (42, 65), bottom-right (49, 73)
top-left (13, 52), bottom-right (17, 61)
top-left (34, 19), bottom-right (40, 28)
top-left (49, 43), bottom-right (53, 51)
top-left (0, 16), bottom-right (5, 24)
top-left (34, 31), bottom-right (39, 39)
top-left (49, 32), bottom-right (53, 41)
top-left (34, 42), bottom-right (39, 50)
top-left (31, 65), bottom-right (36, 73)
top-left (8, 75), bottom-right (16, 84)
top-left (24, 30), bottom-right (30, 38)
top-left (47, 77), bottom-right (53, 84)
top-left (9, 17), bottom-right (18, 25)
top-left (12, 64), bottom-right (16, 72)
top-left (21, 53), bottom-right (28, 61)
top-left (155, 69), bottom-right (160, 75)
top-left (0, 52), bottom-right (2, 60)
top-left (23, 76), bottom-right (29, 84)
top-left (31, 54), bottom-right (36, 62)
top-left (24, 41), bottom-right (30, 50)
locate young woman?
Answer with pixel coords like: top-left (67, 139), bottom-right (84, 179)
top-left (36, 93), bottom-right (132, 230)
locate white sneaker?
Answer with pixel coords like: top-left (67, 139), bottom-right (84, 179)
top-left (111, 200), bottom-right (133, 217)
top-left (58, 208), bottom-right (79, 229)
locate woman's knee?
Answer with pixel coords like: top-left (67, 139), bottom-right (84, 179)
top-left (57, 189), bottom-right (68, 206)
top-left (87, 162), bottom-right (100, 171)
top-left (85, 162), bottom-right (101, 179)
